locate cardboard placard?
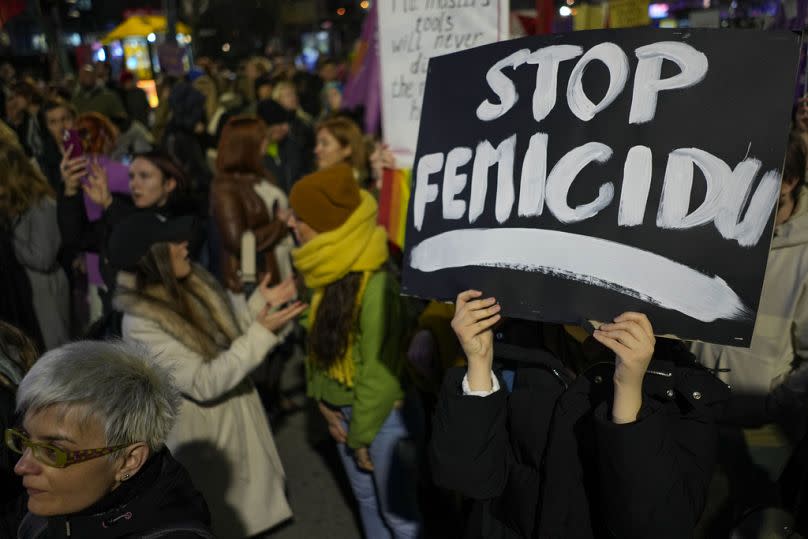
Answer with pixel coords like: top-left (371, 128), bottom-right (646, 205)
top-left (378, 0), bottom-right (510, 168)
top-left (401, 29), bottom-right (800, 346)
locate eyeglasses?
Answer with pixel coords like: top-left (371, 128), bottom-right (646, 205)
top-left (5, 428), bottom-right (133, 469)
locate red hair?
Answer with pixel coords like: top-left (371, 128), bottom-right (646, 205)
top-left (76, 112), bottom-right (119, 155)
top-left (216, 115), bottom-right (272, 180)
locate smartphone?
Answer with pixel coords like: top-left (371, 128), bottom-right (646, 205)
top-left (63, 129), bottom-right (84, 159)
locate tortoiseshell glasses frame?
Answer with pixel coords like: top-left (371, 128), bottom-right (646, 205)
top-left (5, 428), bottom-right (134, 468)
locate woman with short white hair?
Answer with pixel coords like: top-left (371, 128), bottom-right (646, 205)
top-left (7, 340), bottom-right (213, 538)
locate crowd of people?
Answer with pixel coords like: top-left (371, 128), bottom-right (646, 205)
top-left (0, 47), bottom-right (806, 539)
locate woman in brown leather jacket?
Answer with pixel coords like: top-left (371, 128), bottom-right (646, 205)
top-left (211, 116), bottom-right (294, 294)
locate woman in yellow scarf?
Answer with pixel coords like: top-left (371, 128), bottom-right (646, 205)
top-left (288, 163), bottom-right (422, 539)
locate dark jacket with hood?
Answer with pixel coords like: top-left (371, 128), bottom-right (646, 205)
top-left (17, 448), bottom-right (212, 539)
top-left (430, 321), bottom-right (730, 539)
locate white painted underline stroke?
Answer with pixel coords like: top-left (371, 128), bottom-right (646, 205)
top-left (409, 228), bottom-right (752, 323)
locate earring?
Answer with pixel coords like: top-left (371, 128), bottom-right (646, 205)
top-left (122, 473), bottom-right (130, 480)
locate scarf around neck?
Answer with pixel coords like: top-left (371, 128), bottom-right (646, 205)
top-left (292, 190), bottom-right (388, 387)
top-left (292, 190), bottom-right (388, 289)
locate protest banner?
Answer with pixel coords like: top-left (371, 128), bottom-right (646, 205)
top-left (401, 29), bottom-right (800, 346)
top-left (377, 0), bottom-right (510, 168)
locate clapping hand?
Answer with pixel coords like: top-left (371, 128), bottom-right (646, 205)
top-left (258, 273), bottom-right (297, 308)
top-left (256, 301), bottom-right (307, 334)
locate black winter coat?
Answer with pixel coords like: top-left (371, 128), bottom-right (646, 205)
top-left (17, 448), bottom-right (212, 539)
top-left (56, 189), bottom-right (203, 291)
top-left (56, 190), bottom-right (134, 288)
top-left (430, 323), bottom-right (729, 539)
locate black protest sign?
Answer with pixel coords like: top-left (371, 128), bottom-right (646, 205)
top-left (401, 28), bottom-right (800, 346)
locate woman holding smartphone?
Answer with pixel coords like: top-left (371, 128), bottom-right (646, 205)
top-left (57, 128), bottom-right (200, 319)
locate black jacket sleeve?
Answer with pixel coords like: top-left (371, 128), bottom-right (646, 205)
top-left (57, 190), bottom-right (133, 258)
top-left (429, 366), bottom-right (512, 501)
top-left (594, 368), bottom-right (728, 539)
top-left (431, 365), bottom-right (563, 538)
top-left (57, 190), bottom-right (93, 256)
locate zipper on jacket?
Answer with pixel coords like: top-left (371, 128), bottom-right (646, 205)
top-left (65, 521), bottom-right (71, 536)
top-left (583, 361), bottom-right (673, 380)
top-left (551, 368), bottom-right (569, 390)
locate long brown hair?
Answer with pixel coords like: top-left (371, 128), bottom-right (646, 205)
top-left (132, 242), bottom-right (213, 333)
top-left (0, 142), bottom-right (55, 222)
top-left (216, 115), bottom-right (273, 181)
top-left (134, 243), bottom-right (185, 301)
top-left (76, 112), bottom-right (119, 155)
top-left (316, 116), bottom-right (367, 177)
top-left (309, 272), bottom-right (363, 369)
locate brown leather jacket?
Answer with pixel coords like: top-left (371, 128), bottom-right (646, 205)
top-left (211, 173), bottom-right (288, 293)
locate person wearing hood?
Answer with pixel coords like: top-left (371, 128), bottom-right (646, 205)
top-left (9, 339), bottom-right (213, 539)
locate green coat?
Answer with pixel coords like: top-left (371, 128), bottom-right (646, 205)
top-left (305, 271), bottom-right (406, 448)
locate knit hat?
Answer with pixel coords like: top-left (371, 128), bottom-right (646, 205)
top-left (289, 163), bottom-right (360, 233)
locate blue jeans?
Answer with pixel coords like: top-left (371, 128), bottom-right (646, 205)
top-left (336, 405), bottom-right (422, 539)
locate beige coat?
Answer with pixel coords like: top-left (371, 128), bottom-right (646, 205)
top-left (692, 187), bottom-right (808, 394)
top-left (115, 267), bottom-right (292, 538)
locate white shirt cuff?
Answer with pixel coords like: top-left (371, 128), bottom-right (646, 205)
top-left (462, 371), bottom-right (500, 397)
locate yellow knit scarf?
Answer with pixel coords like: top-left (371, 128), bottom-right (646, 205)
top-left (292, 190), bottom-right (389, 387)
